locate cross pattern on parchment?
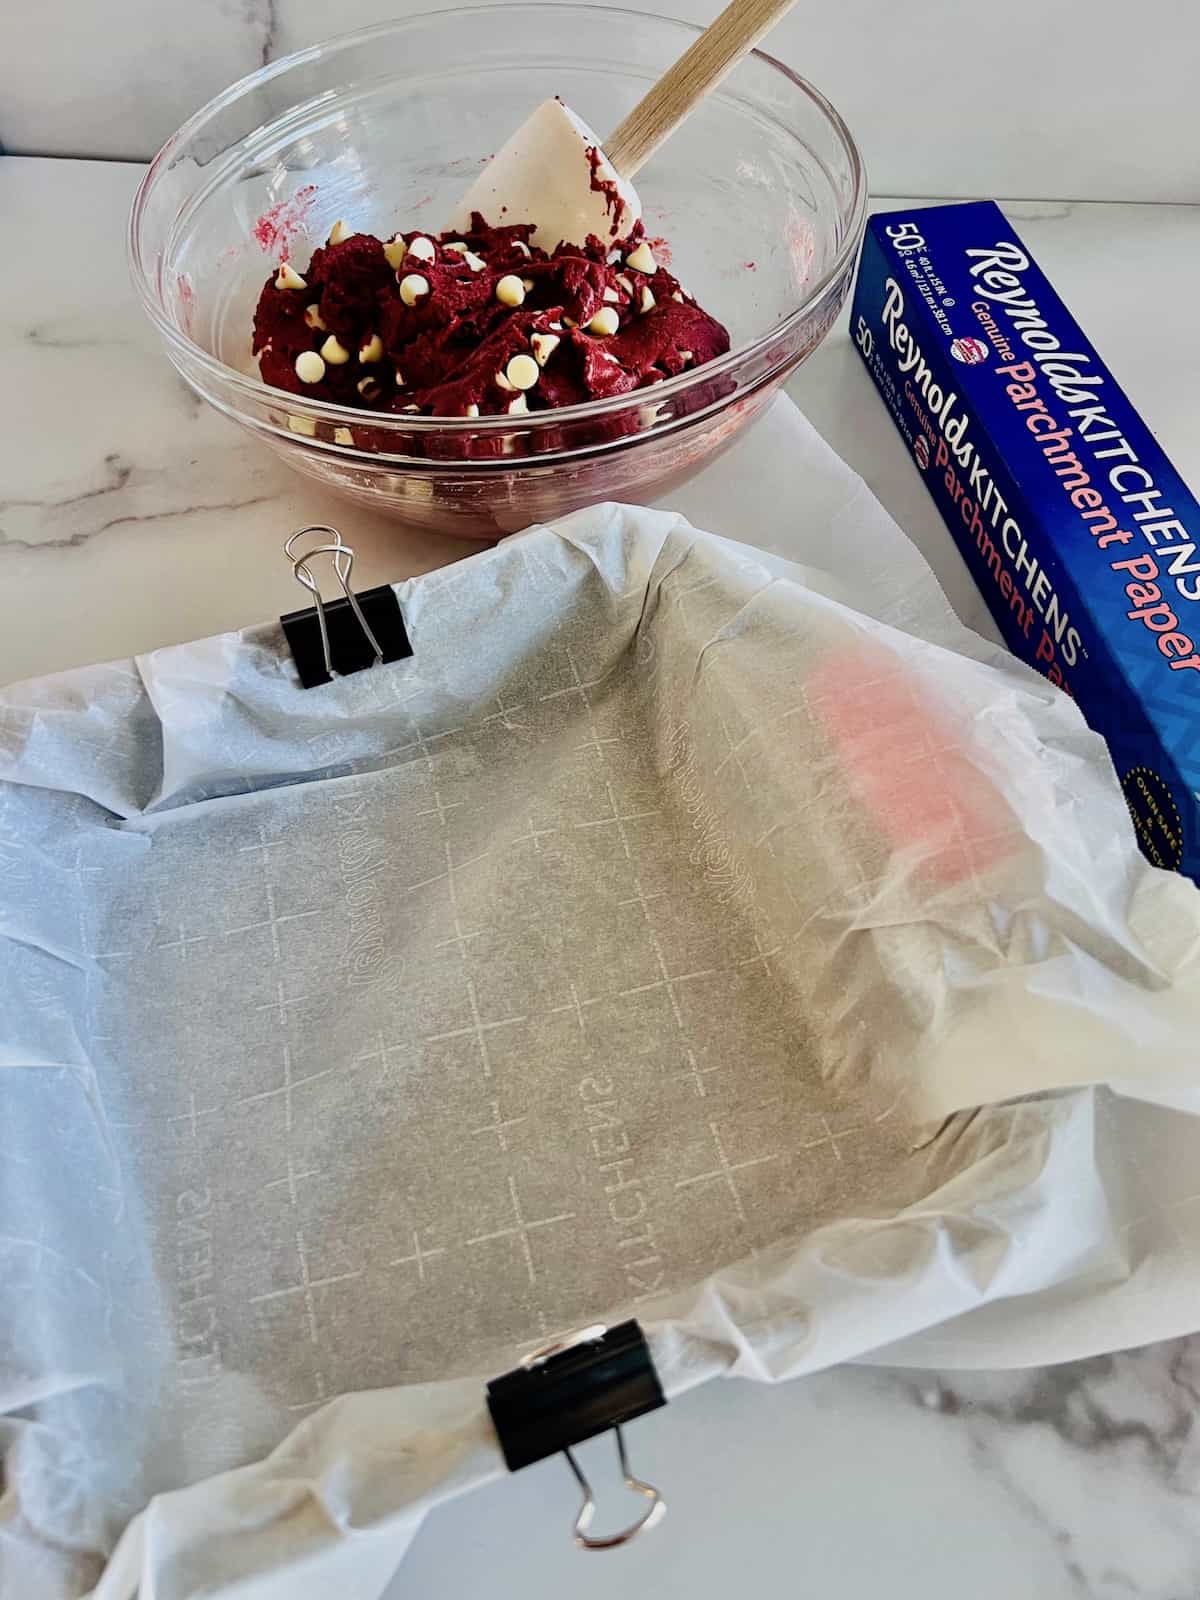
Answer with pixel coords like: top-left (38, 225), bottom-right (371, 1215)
top-left (389, 1229), bottom-right (446, 1282)
top-left (539, 645), bottom-right (625, 772)
top-left (418, 791), bottom-right (464, 828)
top-left (737, 929), bottom-right (781, 981)
top-left (471, 1098), bottom-right (528, 1152)
top-left (68, 844), bottom-right (105, 897)
top-left (539, 646), bottom-right (608, 709)
top-left (674, 1046), bottom-right (721, 1099)
top-left (796, 1114), bottom-right (850, 1163)
top-left (548, 981), bottom-right (589, 1039)
top-left (511, 816), bottom-right (559, 853)
top-left (263, 1149), bottom-right (327, 1208)
top-left (390, 716), bottom-right (467, 850)
top-left (154, 922), bottom-right (210, 963)
top-left (236, 1043), bottom-right (345, 1134)
top-left (618, 878), bottom-right (664, 921)
top-left (715, 710), bottom-right (757, 795)
top-left (425, 977), bottom-right (525, 1080)
top-left (238, 820), bottom-right (290, 874)
top-left (575, 726), bottom-right (621, 761)
top-left (224, 881), bottom-right (325, 964)
top-left (167, 1091), bottom-right (220, 1144)
top-left (250, 1228), bottom-right (362, 1411)
top-left (611, 876), bottom-right (722, 1094)
top-left (255, 975), bottom-right (330, 1029)
top-left (573, 779), bottom-right (660, 862)
top-left (467, 1174), bottom-right (576, 1285)
top-left (675, 1118), bottom-right (779, 1224)
top-left (355, 1030), bottom-right (413, 1075)
top-left (434, 838), bottom-right (486, 959)
top-left (476, 691), bottom-right (528, 731)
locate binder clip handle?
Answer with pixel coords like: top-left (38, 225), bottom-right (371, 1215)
top-left (488, 1321), bottom-right (667, 1551)
top-left (563, 1418), bottom-right (666, 1550)
top-left (284, 526), bottom-right (383, 681)
top-left (280, 525), bottom-right (412, 689)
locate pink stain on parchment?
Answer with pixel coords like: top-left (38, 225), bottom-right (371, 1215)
top-left (253, 184), bottom-right (318, 259)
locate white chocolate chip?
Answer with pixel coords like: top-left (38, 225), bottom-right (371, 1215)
top-left (507, 393), bottom-right (529, 415)
top-left (505, 352), bottom-right (540, 390)
top-left (407, 236), bottom-right (436, 262)
top-left (402, 404), bottom-right (421, 413)
top-left (680, 350), bottom-right (694, 362)
top-left (640, 286), bottom-right (656, 314)
top-left (562, 315), bottom-right (576, 329)
top-left (275, 261), bottom-right (306, 291)
top-left (328, 219), bottom-right (350, 245)
top-left (333, 425), bottom-right (355, 445)
top-left (616, 273), bottom-right (634, 294)
top-left (671, 290), bottom-right (684, 303)
top-left (294, 350), bottom-right (326, 383)
top-left (304, 303), bottom-right (327, 331)
top-left (288, 413), bottom-right (317, 436)
top-left (548, 320), bottom-right (563, 331)
top-left (530, 331), bottom-right (560, 366)
top-left (464, 251), bottom-right (487, 273)
top-left (513, 240), bottom-right (532, 257)
top-left (626, 241), bottom-right (657, 274)
top-left (358, 333), bottom-right (384, 363)
top-left (399, 274), bottom-right (430, 307)
top-left (320, 334), bottom-right (351, 365)
top-left (522, 277), bottom-right (535, 291)
top-left (383, 237), bottom-right (408, 270)
top-left (587, 307), bottom-right (619, 336)
top-left (602, 286), bottom-right (620, 303)
top-left (495, 275), bottom-right (526, 307)
top-left (465, 403), bottom-right (480, 418)
top-left (444, 240), bottom-right (470, 254)
top-left (494, 369), bottom-right (516, 392)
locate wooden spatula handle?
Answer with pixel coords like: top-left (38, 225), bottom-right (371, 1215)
top-left (605, 0), bottom-right (802, 180)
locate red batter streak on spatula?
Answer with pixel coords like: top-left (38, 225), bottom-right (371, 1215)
top-left (810, 649), bottom-right (1017, 886)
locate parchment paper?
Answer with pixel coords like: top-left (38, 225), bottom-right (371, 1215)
top-left (5, 405), bottom-right (1200, 1600)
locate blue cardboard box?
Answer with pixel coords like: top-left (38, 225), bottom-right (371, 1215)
top-left (851, 200), bottom-right (1200, 879)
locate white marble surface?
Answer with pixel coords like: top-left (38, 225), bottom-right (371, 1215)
top-left (5, 153), bottom-right (1200, 1596)
top-left (5, 0), bottom-right (1200, 203)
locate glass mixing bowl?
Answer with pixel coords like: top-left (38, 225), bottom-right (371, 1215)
top-left (129, 4), bottom-right (866, 539)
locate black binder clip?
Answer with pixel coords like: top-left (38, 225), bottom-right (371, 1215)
top-left (487, 1321), bottom-right (667, 1550)
top-left (280, 525), bottom-right (412, 689)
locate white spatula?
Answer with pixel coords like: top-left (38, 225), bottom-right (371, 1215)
top-left (452, 0), bottom-right (803, 250)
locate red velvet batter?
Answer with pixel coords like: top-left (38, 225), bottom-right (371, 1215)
top-left (252, 215), bottom-right (729, 422)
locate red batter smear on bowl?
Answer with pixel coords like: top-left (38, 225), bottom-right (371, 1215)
top-left (253, 184), bottom-right (318, 260)
top-left (252, 214), bottom-right (729, 425)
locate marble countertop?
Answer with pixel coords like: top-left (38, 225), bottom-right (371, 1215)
top-left (5, 154), bottom-right (1200, 1598)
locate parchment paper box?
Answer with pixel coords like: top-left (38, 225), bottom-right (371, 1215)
top-left (851, 200), bottom-right (1200, 880)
